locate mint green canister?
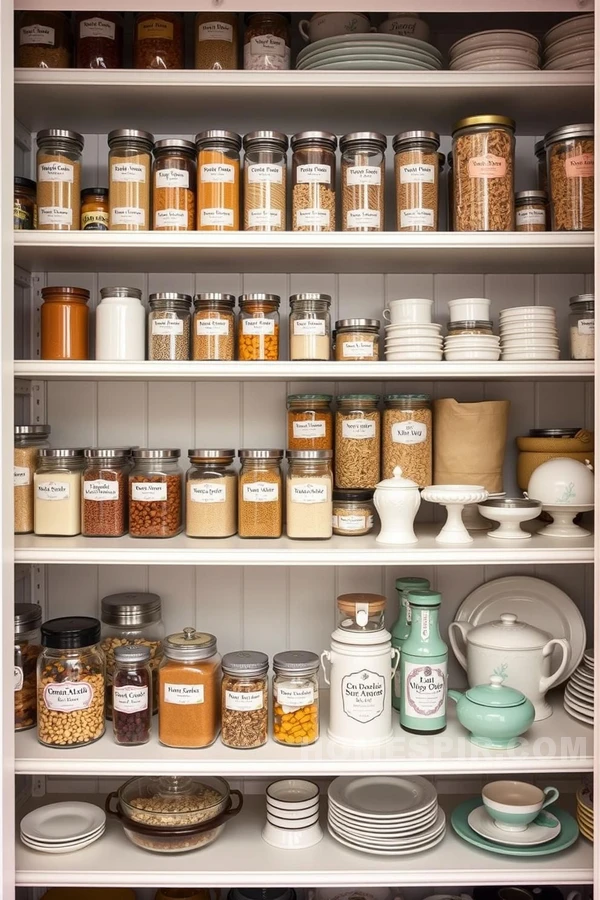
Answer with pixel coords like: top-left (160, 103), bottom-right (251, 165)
top-left (448, 675), bottom-right (535, 750)
top-left (399, 589), bottom-right (447, 734)
top-left (391, 576), bottom-right (430, 711)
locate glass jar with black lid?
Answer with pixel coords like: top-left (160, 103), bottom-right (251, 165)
top-left (14, 177), bottom-right (36, 230)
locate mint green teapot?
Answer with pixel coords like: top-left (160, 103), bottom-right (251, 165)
top-left (448, 675), bottom-right (535, 750)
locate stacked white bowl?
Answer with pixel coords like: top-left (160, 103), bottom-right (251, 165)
top-left (449, 29), bottom-right (540, 71)
top-left (499, 306), bottom-right (560, 360)
top-left (543, 14), bottom-right (594, 70)
top-left (444, 297), bottom-right (500, 361)
top-left (262, 779), bottom-right (323, 850)
top-left (383, 298), bottom-right (442, 361)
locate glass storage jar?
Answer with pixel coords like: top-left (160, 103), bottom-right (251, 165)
top-left (14, 424), bottom-right (51, 534)
top-left (82, 448), bottom-right (130, 538)
top-left (158, 628), bottom-right (221, 749)
top-left (238, 449), bottom-right (283, 538)
top-left (273, 650), bottom-right (319, 746)
top-left (535, 139), bottom-right (547, 194)
top-left (244, 12), bottom-right (291, 70)
top-left (134, 13), bottom-right (184, 69)
top-left (101, 590), bottom-right (164, 718)
top-left (81, 187), bottom-right (109, 230)
top-left (108, 128), bottom-right (154, 232)
top-left (221, 651), bottom-right (269, 749)
top-left (96, 286), bottom-right (145, 361)
top-left (113, 645), bottom-right (152, 746)
top-left (337, 593), bottom-right (386, 632)
top-left (148, 292), bottom-right (192, 361)
top-left (75, 12), bottom-right (123, 68)
top-left (545, 123), bottom-right (594, 232)
top-left (196, 130), bottom-right (241, 231)
top-left (289, 293), bottom-right (331, 360)
top-left (335, 394), bottom-right (381, 489)
top-left (341, 132), bottom-right (386, 232)
top-left (287, 394), bottom-right (333, 451)
top-left (452, 115), bottom-right (516, 232)
top-left (243, 131), bottom-right (288, 232)
top-left (195, 12), bottom-right (239, 70)
top-left (36, 129), bottom-right (83, 231)
top-left (238, 293), bottom-right (280, 361)
top-left (569, 293), bottom-right (594, 360)
top-left (447, 320), bottom-right (494, 336)
top-left (394, 130), bottom-right (440, 232)
top-left (515, 190), bottom-right (547, 232)
top-left (291, 131), bottom-right (337, 232)
top-left (14, 177), bottom-right (36, 230)
top-left (334, 318), bottom-right (380, 360)
top-left (37, 617), bottom-right (105, 749)
top-left (34, 448), bottom-right (85, 536)
top-left (287, 450), bottom-right (333, 540)
top-left (332, 489), bottom-right (375, 536)
top-left (383, 394), bottom-right (432, 486)
top-left (129, 449), bottom-right (183, 539)
top-left (186, 450), bottom-right (237, 539)
top-left (153, 139), bottom-right (196, 232)
top-left (41, 285), bottom-right (89, 360)
top-left (18, 11), bottom-right (71, 68)
top-left (14, 603), bottom-right (42, 732)
top-left (447, 150), bottom-right (454, 230)
top-left (193, 293), bottom-right (236, 361)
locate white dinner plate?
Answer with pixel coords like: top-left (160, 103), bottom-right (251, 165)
top-left (467, 805), bottom-right (560, 846)
top-left (328, 802), bottom-right (438, 834)
top-left (564, 702), bottom-right (594, 725)
top-left (20, 823), bottom-right (105, 845)
top-left (20, 802), bottom-right (106, 844)
top-left (544, 31), bottom-right (594, 59)
top-left (296, 32), bottom-right (443, 63)
top-left (20, 829), bottom-right (105, 854)
top-left (329, 809), bottom-right (446, 849)
top-left (298, 43), bottom-right (441, 66)
top-left (328, 775), bottom-right (437, 819)
top-left (301, 59), bottom-right (439, 71)
top-left (563, 691), bottom-right (594, 715)
top-left (328, 819), bottom-right (446, 855)
top-left (565, 682), bottom-right (593, 704)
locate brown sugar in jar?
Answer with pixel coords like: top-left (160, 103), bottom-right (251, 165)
top-left (134, 13), bottom-right (184, 69)
top-left (153, 139), bottom-right (196, 232)
top-left (41, 285), bottom-right (89, 360)
top-left (129, 449), bottom-right (183, 539)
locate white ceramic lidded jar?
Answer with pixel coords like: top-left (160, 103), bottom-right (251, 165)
top-left (95, 286), bottom-right (146, 361)
top-left (373, 465), bottom-right (421, 544)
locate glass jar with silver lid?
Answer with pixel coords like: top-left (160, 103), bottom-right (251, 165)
top-left (340, 132), bottom-right (387, 233)
top-left (515, 190), bottom-right (547, 232)
top-left (273, 650), bottom-right (320, 746)
top-left (334, 318), bottom-right (380, 361)
top-left (393, 130), bottom-right (440, 232)
top-left (243, 131), bottom-right (288, 232)
top-left (544, 123), bottom-right (594, 232)
top-left (129, 449), bottom-right (183, 539)
top-left (96, 286), bottom-right (146, 362)
top-left (289, 293), bottom-right (331, 361)
top-left (108, 129), bottom-right (154, 232)
top-left (34, 449), bottom-right (85, 537)
top-left (291, 131), bottom-right (337, 232)
top-left (36, 129), bottom-right (84, 231)
top-left (221, 650), bottom-right (269, 749)
top-left (148, 292), bottom-right (192, 362)
top-left (569, 293), bottom-right (594, 360)
top-left (14, 603), bottom-right (43, 732)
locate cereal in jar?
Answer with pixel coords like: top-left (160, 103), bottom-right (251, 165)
top-left (15, 604), bottom-right (42, 732)
top-left (383, 394), bottom-right (432, 486)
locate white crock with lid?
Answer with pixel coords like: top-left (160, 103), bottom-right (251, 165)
top-left (373, 465), bottom-right (421, 544)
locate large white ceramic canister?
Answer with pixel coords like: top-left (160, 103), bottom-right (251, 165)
top-left (95, 286), bottom-right (146, 361)
top-left (322, 628), bottom-right (399, 746)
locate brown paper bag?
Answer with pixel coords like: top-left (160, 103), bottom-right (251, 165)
top-left (433, 398), bottom-right (510, 493)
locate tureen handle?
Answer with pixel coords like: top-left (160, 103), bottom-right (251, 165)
top-left (539, 638), bottom-right (569, 694)
top-left (448, 621), bottom-right (469, 671)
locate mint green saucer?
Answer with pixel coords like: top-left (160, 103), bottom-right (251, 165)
top-left (452, 798), bottom-right (579, 857)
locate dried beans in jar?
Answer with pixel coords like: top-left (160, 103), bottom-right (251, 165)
top-left (243, 131), bottom-right (288, 232)
top-left (82, 448), bottom-right (129, 537)
top-left (394, 130), bottom-right (440, 232)
top-left (287, 394), bottom-right (333, 451)
top-left (341, 132), bottom-right (386, 232)
top-left (193, 293), bottom-right (236, 361)
top-left (148, 292), bottom-right (192, 361)
top-left (195, 12), bottom-right (239, 70)
top-left (383, 393), bottom-right (432, 487)
top-left (335, 394), bottom-right (381, 489)
top-left (153, 139), bottom-right (196, 231)
top-left (452, 115), bottom-right (515, 232)
top-left (75, 13), bottom-right (123, 68)
top-left (134, 13), bottom-right (184, 69)
top-left (221, 651), bottom-right (269, 749)
top-left (113, 645), bottom-right (152, 746)
top-left (292, 131), bottom-right (337, 232)
top-left (545, 123), bottom-right (594, 232)
top-left (129, 449), bottom-right (183, 538)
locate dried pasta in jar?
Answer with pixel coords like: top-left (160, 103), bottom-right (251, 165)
top-left (452, 115), bottom-right (515, 232)
top-left (243, 131), bottom-right (288, 232)
top-left (335, 394), bottom-right (381, 489)
top-left (196, 130), bottom-right (241, 231)
top-left (394, 130), bottom-right (440, 232)
top-left (340, 132), bottom-right (386, 232)
top-left (383, 394), bottom-right (432, 487)
top-left (545, 123), bottom-right (594, 232)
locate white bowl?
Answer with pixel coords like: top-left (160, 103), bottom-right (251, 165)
top-left (386, 351), bottom-right (443, 361)
top-left (544, 31), bottom-right (594, 59)
top-left (266, 779), bottom-right (320, 810)
top-left (267, 809), bottom-right (320, 829)
top-left (450, 46), bottom-right (539, 67)
top-left (385, 337), bottom-right (443, 347)
top-left (448, 297), bottom-right (491, 322)
top-left (478, 498), bottom-right (542, 540)
top-left (262, 819), bottom-right (324, 850)
top-left (527, 457), bottom-right (594, 506)
top-left (444, 349), bottom-right (501, 361)
top-left (451, 61), bottom-right (539, 71)
top-left (544, 14), bottom-right (594, 48)
top-left (378, 14), bottom-right (430, 42)
top-left (450, 29), bottom-right (540, 56)
top-left (266, 801), bottom-right (319, 820)
top-left (502, 351), bottom-right (560, 360)
top-left (543, 48), bottom-right (595, 69)
top-left (385, 323), bottom-right (442, 334)
top-left (383, 298), bottom-right (433, 325)
top-left (500, 305), bottom-right (556, 316)
top-left (500, 322), bottom-right (558, 332)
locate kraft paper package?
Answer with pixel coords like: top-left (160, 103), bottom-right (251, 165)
top-left (433, 398), bottom-right (510, 493)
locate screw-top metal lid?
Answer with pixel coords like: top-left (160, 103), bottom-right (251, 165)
top-left (239, 293), bottom-right (281, 307)
top-left (153, 138), bottom-right (196, 156)
top-left (188, 449), bottom-right (235, 460)
top-left (101, 591), bottom-right (162, 626)
top-left (332, 489), bottom-right (374, 502)
top-left (37, 129), bottom-right (85, 151)
top-left (15, 176), bottom-right (36, 191)
top-left (149, 293), bottom-right (192, 309)
top-left (38, 448), bottom-right (84, 458)
top-left (453, 115), bottom-right (516, 134)
top-left (194, 293), bottom-right (236, 306)
top-left (100, 287), bottom-right (143, 301)
top-left (544, 123), bottom-right (593, 147)
top-left (222, 650), bottom-right (269, 677)
top-left (406, 589), bottom-right (441, 607)
top-left (534, 139), bottom-right (545, 157)
top-left (290, 293), bottom-right (332, 306)
top-left (396, 576), bottom-right (431, 594)
top-left (195, 130), bottom-right (242, 152)
top-left (131, 449), bottom-right (180, 459)
top-left (84, 448), bottom-right (131, 460)
top-left (287, 394), bottom-right (332, 403)
top-left (114, 644), bottom-right (152, 665)
top-left (273, 650), bottom-right (319, 676)
top-left (42, 617), bottom-right (101, 649)
top-left (239, 449), bottom-right (284, 459)
top-left (335, 318), bottom-right (380, 329)
top-left (528, 428), bottom-right (581, 437)
top-left (286, 449), bottom-right (333, 460)
top-left (340, 132), bottom-right (387, 152)
top-left (163, 627), bottom-right (217, 661)
top-left (15, 603), bottom-right (42, 634)
top-left (569, 293), bottom-right (594, 307)
top-left (515, 190), bottom-right (547, 204)
top-left (108, 129), bottom-right (154, 151)
top-left (15, 425), bottom-right (50, 436)
top-left (291, 131), bottom-right (337, 151)
top-left (243, 131), bottom-right (288, 152)
top-left (392, 130), bottom-right (440, 152)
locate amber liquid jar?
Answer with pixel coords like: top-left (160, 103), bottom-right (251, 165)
top-left (41, 286), bottom-right (90, 360)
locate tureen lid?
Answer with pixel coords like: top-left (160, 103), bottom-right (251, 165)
top-left (465, 675), bottom-right (527, 708)
top-left (466, 613), bottom-right (551, 650)
top-left (375, 465), bottom-right (419, 490)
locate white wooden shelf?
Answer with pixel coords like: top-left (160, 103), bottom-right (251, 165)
top-left (13, 2), bottom-right (595, 14)
top-left (14, 232), bottom-right (594, 275)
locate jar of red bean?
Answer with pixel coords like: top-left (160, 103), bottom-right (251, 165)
top-left (112, 644), bottom-right (152, 746)
top-left (82, 448), bottom-right (130, 537)
top-left (129, 449), bottom-right (183, 539)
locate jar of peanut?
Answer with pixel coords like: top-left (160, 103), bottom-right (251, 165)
top-left (273, 650), bottom-right (319, 746)
top-left (129, 449), bottom-right (183, 539)
top-left (238, 293), bottom-right (280, 361)
top-left (15, 604), bottom-right (42, 732)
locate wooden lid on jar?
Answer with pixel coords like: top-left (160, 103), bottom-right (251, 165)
top-left (337, 593), bottom-right (386, 615)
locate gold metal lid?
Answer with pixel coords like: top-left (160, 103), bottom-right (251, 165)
top-left (453, 115), bottom-right (515, 133)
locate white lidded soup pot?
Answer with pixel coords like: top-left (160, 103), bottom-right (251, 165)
top-left (527, 457), bottom-right (594, 505)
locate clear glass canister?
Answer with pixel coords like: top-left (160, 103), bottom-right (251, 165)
top-left (153, 139), bottom-right (196, 232)
top-left (108, 128), bottom-right (154, 231)
top-left (447, 150), bottom-right (454, 230)
top-left (75, 12), bottom-right (123, 69)
top-left (186, 449), bottom-right (238, 539)
top-left (129, 449), bottom-right (183, 538)
top-left (335, 394), bottom-right (381, 489)
top-left (273, 650), bottom-right (319, 746)
top-left (14, 177), bottom-right (36, 230)
top-left (134, 13), bottom-right (184, 69)
top-left (112, 644), bottom-right (152, 746)
top-left (289, 293), bottom-right (331, 361)
top-left (447, 320), bottom-right (494, 336)
top-left (34, 448), bottom-right (85, 536)
top-left (452, 115), bottom-right (516, 232)
top-left (545, 123), bottom-right (594, 232)
top-left (41, 285), bottom-right (89, 360)
top-left (515, 190), bottom-right (547, 232)
top-left (18, 11), bottom-right (71, 68)
top-left (535, 139), bottom-right (547, 195)
top-left (341, 131), bottom-right (386, 232)
top-left (148, 292), bottom-right (192, 361)
top-left (569, 293), bottom-right (594, 360)
top-left (15, 603), bottom-right (42, 732)
top-left (332, 489), bottom-right (374, 536)
top-left (291, 131), bottom-right (337, 232)
top-left (238, 293), bottom-right (280, 360)
top-left (196, 130), bottom-right (241, 231)
top-left (195, 12), bottom-right (239, 70)
top-left (383, 394), bottom-right (432, 486)
top-left (286, 450), bottom-right (333, 540)
top-left (394, 130), bottom-right (440, 232)
top-left (101, 591), bottom-right (164, 718)
top-left (82, 448), bottom-right (130, 538)
top-left (337, 593), bottom-right (386, 632)
top-left (244, 12), bottom-right (291, 70)
top-left (81, 187), bottom-right (109, 230)
top-left (36, 129), bottom-right (83, 231)
top-left (287, 394), bottom-right (333, 451)
top-left (96, 286), bottom-right (145, 361)
top-left (238, 449), bottom-right (283, 538)
top-left (14, 424), bottom-right (51, 534)
top-left (37, 617), bottom-right (105, 748)
top-left (193, 293), bottom-right (236, 361)
top-left (334, 318), bottom-right (380, 360)
top-left (243, 131), bottom-right (288, 232)
top-left (221, 650), bottom-right (269, 749)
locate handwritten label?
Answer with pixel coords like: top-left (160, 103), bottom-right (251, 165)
top-left (114, 686), bottom-right (148, 713)
top-left (296, 163), bottom-right (331, 184)
top-left (38, 207), bottom-right (72, 227)
top-left (84, 479), bottom-right (119, 501)
top-left (247, 163), bottom-right (283, 184)
top-left (226, 690), bottom-right (263, 711)
top-left (342, 340), bottom-right (376, 359)
top-left (43, 681), bottom-right (93, 712)
top-left (80, 17), bottom-right (116, 40)
top-left (112, 163), bottom-right (146, 183)
top-left (243, 482), bottom-right (279, 502)
top-left (392, 420), bottom-right (427, 445)
top-left (276, 683), bottom-right (314, 713)
top-left (200, 208), bottom-right (234, 227)
top-left (400, 208), bottom-right (434, 228)
top-left (137, 19), bottom-right (174, 41)
top-left (20, 25), bottom-right (55, 45)
top-left (242, 317), bottom-right (275, 335)
top-left (111, 207), bottom-right (145, 226)
top-left (151, 317), bottom-right (184, 335)
top-left (164, 683), bottom-right (204, 705)
top-left (347, 209), bottom-right (381, 229)
top-left (200, 163), bottom-right (235, 183)
top-left (199, 21), bottom-right (233, 42)
top-left (247, 209), bottom-right (281, 228)
top-left (293, 318), bottom-right (325, 336)
top-left (36, 481), bottom-right (70, 501)
top-left (190, 483), bottom-right (226, 503)
top-left (196, 318), bottom-right (229, 336)
top-left (347, 165), bottom-right (381, 186)
top-left (516, 207), bottom-right (546, 227)
top-left (131, 482), bottom-right (167, 502)
top-left (400, 163), bottom-right (435, 184)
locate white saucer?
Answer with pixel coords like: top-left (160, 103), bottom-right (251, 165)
top-left (329, 819), bottom-right (446, 855)
top-left (20, 802), bottom-right (106, 844)
top-left (467, 805), bottom-right (561, 846)
top-left (20, 828), bottom-right (105, 854)
top-left (564, 702), bottom-right (593, 725)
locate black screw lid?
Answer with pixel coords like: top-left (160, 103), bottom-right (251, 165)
top-left (41, 617), bottom-right (101, 650)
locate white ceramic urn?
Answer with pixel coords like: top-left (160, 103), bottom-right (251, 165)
top-left (373, 465), bottom-right (421, 544)
top-left (448, 613), bottom-right (570, 721)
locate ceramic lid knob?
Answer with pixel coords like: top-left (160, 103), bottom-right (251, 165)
top-left (375, 465), bottom-right (419, 490)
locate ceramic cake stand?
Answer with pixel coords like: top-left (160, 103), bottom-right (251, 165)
top-left (421, 485), bottom-right (489, 544)
top-left (539, 503), bottom-right (594, 537)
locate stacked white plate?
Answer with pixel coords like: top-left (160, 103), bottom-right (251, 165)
top-left (499, 306), bottom-right (560, 360)
top-left (449, 30), bottom-right (540, 70)
top-left (543, 14), bottom-right (594, 70)
top-left (20, 802), bottom-right (106, 853)
top-left (296, 33), bottom-right (443, 71)
top-left (327, 775), bottom-right (446, 856)
top-left (564, 649), bottom-right (594, 725)
top-left (444, 323), bottom-right (501, 362)
top-left (385, 323), bottom-right (443, 361)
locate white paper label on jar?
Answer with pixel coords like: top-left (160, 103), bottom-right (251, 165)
top-left (293, 318), bottom-right (326, 336)
top-left (111, 207), bottom-right (145, 227)
top-left (247, 209), bottom-right (281, 228)
top-left (84, 479), bottom-right (119, 501)
top-left (346, 209), bottom-right (381, 229)
top-left (190, 482), bottom-right (226, 503)
top-left (201, 208), bottom-right (234, 227)
top-left (346, 165), bottom-right (381, 186)
top-left (296, 209), bottom-right (330, 228)
top-left (247, 163), bottom-right (283, 184)
top-left (342, 340), bottom-right (375, 358)
top-left (276, 683), bottom-right (314, 710)
top-left (38, 207), bottom-right (73, 227)
top-left (38, 162), bottom-right (74, 184)
top-left (292, 420), bottom-right (326, 439)
top-left (14, 466), bottom-right (30, 487)
top-left (342, 668), bottom-right (386, 723)
top-left (164, 683), bottom-right (205, 705)
top-left (242, 317), bottom-right (275, 335)
top-left (248, 34), bottom-right (286, 57)
top-left (578, 318), bottom-right (595, 335)
top-left (403, 659), bottom-right (447, 719)
top-left (400, 163), bottom-right (435, 184)
top-left (243, 482), bottom-right (279, 502)
top-left (392, 420), bottom-right (427, 444)
top-left (43, 681), bottom-right (94, 712)
top-left (199, 21), bottom-right (233, 42)
top-left (200, 163), bottom-right (235, 184)
top-left (112, 163), bottom-right (146, 183)
top-left (342, 419), bottom-right (376, 440)
top-left (226, 689), bottom-right (264, 711)
top-left (152, 317), bottom-right (184, 335)
top-left (14, 666), bottom-right (23, 692)
top-left (113, 685), bottom-right (149, 713)
top-left (290, 482), bottom-right (329, 504)
top-left (196, 318), bottom-right (230, 336)
top-left (155, 168), bottom-right (190, 189)
top-left (20, 25), bottom-right (55, 44)
top-left (131, 482), bottom-right (167, 502)
top-left (334, 513), bottom-right (372, 532)
top-left (296, 164), bottom-right (331, 184)
top-left (80, 17), bottom-right (116, 39)
top-left (36, 481), bottom-right (70, 501)
top-left (400, 208), bottom-right (434, 228)
top-left (516, 207), bottom-right (546, 227)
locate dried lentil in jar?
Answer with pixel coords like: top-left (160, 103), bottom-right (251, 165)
top-left (383, 394), bottom-right (432, 487)
top-left (195, 12), bottom-right (239, 70)
top-left (341, 132), bottom-right (386, 232)
top-left (238, 293), bottom-right (280, 360)
top-left (290, 293), bottom-right (331, 361)
top-left (394, 130), bottom-right (440, 232)
top-left (335, 394), bottom-right (381, 489)
top-left (243, 131), bottom-right (288, 232)
top-left (82, 448), bottom-right (130, 538)
top-left (287, 394), bottom-right (333, 451)
top-left (244, 12), bottom-right (291, 70)
top-left (148, 292), bottom-right (192, 361)
top-left (113, 644), bottom-right (152, 746)
top-left (545, 123), bottom-right (594, 232)
top-left (109, 128), bottom-right (153, 231)
top-left (515, 190), bottom-right (547, 232)
top-left (453, 115), bottom-right (515, 232)
top-left (238, 449), bottom-right (283, 538)
top-left (129, 449), bottom-right (183, 539)
top-left (196, 130), bottom-right (241, 231)
top-left (273, 650), bottom-right (319, 746)
top-left (81, 187), bottom-right (109, 230)
top-left (335, 318), bottom-right (380, 361)
top-left (292, 131), bottom-right (337, 232)
top-left (193, 293), bottom-right (236, 361)
top-left (134, 13), bottom-right (184, 69)
top-left (75, 12), bottom-right (123, 69)
top-left (186, 450), bottom-right (237, 539)
top-left (332, 489), bottom-right (375, 536)
top-left (14, 424), bottom-right (50, 534)
top-left (37, 129), bottom-right (83, 231)
top-left (287, 450), bottom-right (333, 540)
top-left (153, 139), bottom-right (196, 231)
top-left (14, 177), bottom-right (36, 230)
top-left (221, 651), bottom-right (269, 749)
top-left (18, 11), bottom-right (71, 68)
top-left (15, 604), bottom-right (42, 732)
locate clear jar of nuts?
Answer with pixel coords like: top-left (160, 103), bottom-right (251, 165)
top-left (238, 293), bottom-right (280, 361)
top-left (515, 190), bottom-right (547, 232)
top-left (129, 449), bottom-right (183, 539)
top-left (383, 394), bottom-right (432, 487)
top-left (148, 292), bottom-right (192, 361)
top-left (394, 130), bottom-right (440, 232)
top-left (221, 650), bottom-right (269, 749)
top-left (335, 394), bottom-right (381, 489)
top-left (193, 293), bottom-right (236, 361)
top-left (340, 131), bottom-right (386, 232)
top-left (243, 131), bottom-right (288, 232)
top-left (273, 650), bottom-right (319, 746)
top-left (15, 603), bottom-right (42, 732)
top-left (545, 123), bottom-right (594, 232)
top-left (334, 319), bottom-right (380, 361)
top-left (452, 115), bottom-right (515, 232)
top-left (291, 131), bottom-right (337, 232)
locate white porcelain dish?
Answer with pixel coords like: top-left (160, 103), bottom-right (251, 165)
top-left (543, 49), bottom-right (594, 70)
top-left (450, 29), bottom-right (540, 57)
top-left (385, 335), bottom-right (443, 344)
top-left (20, 830), bottom-right (105, 854)
top-left (501, 339), bottom-right (559, 347)
top-left (262, 819), bottom-right (323, 849)
top-left (445, 338), bottom-right (500, 347)
top-left (267, 802), bottom-right (319, 820)
top-left (500, 324), bottom-right (558, 334)
top-left (478, 498), bottom-right (542, 540)
top-left (329, 775), bottom-right (437, 819)
top-left (444, 349), bottom-right (501, 362)
top-left (329, 797), bottom-right (438, 828)
top-left (528, 458), bottom-right (594, 506)
top-left (422, 485), bottom-right (489, 544)
top-left (330, 808), bottom-right (446, 849)
top-left (383, 297), bottom-right (433, 325)
top-left (266, 779), bottom-right (320, 809)
top-left (544, 13), bottom-right (594, 48)
top-left (563, 702), bottom-right (593, 725)
top-left (328, 817), bottom-right (446, 856)
top-left (544, 31), bottom-right (594, 58)
top-left (448, 297), bottom-right (491, 321)
top-left (467, 805), bottom-right (561, 846)
top-left (386, 351), bottom-right (443, 361)
top-left (298, 12), bottom-right (372, 44)
top-left (378, 14), bottom-right (430, 42)
top-left (500, 306), bottom-right (556, 317)
top-left (502, 352), bottom-right (561, 361)
top-left (298, 43), bottom-right (440, 66)
top-left (296, 32), bottom-right (443, 62)
top-left (451, 60), bottom-right (540, 71)
top-left (20, 802), bottom-right (106, 843)
top-left (300, 58), bottom-right (440, 71)
top-left (267, 809), bottom-right (320, 829)
top-left (450, 46), bottom-right (539, 66)
top-left (537, 503), bottom-right (594, 538)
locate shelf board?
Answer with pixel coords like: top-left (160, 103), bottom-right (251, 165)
top-left (13, 232), bottom-right (594, 275)
top-left (12, 2), bottom-right (596, 13)
top-left (14, 69), bottom-right (593, 134)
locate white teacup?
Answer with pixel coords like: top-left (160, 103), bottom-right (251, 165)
top-left (383, 298), bottom-right (433, 325)
top-left (299, 12), bottom-right (373, 43)
top-left (482, 780), bottom-right (560, 832)
top-left (378, 14), bottom-right (430, 42)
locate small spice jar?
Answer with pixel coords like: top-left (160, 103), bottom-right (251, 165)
top-left (193, 293), bottom-right (236, 361)
top-left (113, 645), bottom-right (152, 746)
top-left (238, 449), bottom-right (284, 539)
top-left (14, 603), bottom-right (42, 732)
top-left (108, 128), bottom-right (154, 232)
top-left (243, 131), bottom-right (288, 232)
top-left (292, 131), bottom-right (337, 232)
top-left (37, 617), bottom-right (105, 749)
top-left (129, 449), bottom-right (183, 539)
top-left (334, 319), bottom-right (380, 361)
top-left (515, 190), bottom-right (547, 232)
top-left (41, 285), bottom-right (89, 360)
top-left (36, 129), bottom-right (83, 231)
top-left (158, 628), bottom-right (221, 749)
top-left (287, 450), bottom-right (333, 540)
top-left (341, 132), bottom-right (386, 232)
top-left (383, 394), bottom-right (432, 486)
top-left (332, 489), bottom-right (375, 536)
top-left (335, 394), bottom-right (381, 490)
top-left (244, 13), bottom-right (291, 70)
top-left (569, 293), bottom-right (594, 360)
top-left (34, 448), bottom-right (85, 536)
top-left (153, 139), bottom-right (196, 232)
top-left (134, 13), bottom-right (184, 69)
top-left (447, 320), bottom-right (494, 336)
top-left (289, 293), bottom-right (331, 361)
top-left (273, 650), bottom-right (319, 746)
top-left (14, 424), bottom-right (51, 534)
top-left (195, 12), bottom-right (239, 70)
top-left (196, 130), bottom-right (241, 231)
top-left (75, 12), bottom-right (123, 69)
top-left (95, 286), bottom-right (145, 361)
top-left (148, 292), bottom-right (192, 361)
top-left (238, 294), bottom-right (280, 361)
top-left (394, 130), bottom-right (440, 232)
top-left (186, 449), bottom-right (237, 539)
top-left (82, 448), bottom-right (130, 538)
top-left (18, 11), bottom-right (71, 68)
top-left (545, 123), bottom-right (594, 232)
top-left (81, 187), bottom-right (109, 230)
top-left (287, 394), bottom-right (333, 451)
top-left (221, 650), bottom-right (269, 750)
top-left (14, 177), bottom-right (36, 230)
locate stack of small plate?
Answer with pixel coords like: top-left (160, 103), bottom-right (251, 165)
top-left (327, 775), bottom-right (446, 856)
top-left (444, 323), bottom-right (501, 361)
top-left (20, 801), bottom-right (106, 854)
top-left (449, 30), bottom-right (540, 71)
top-left (262, 779), bottom-right (323, 850)
top-left (564, 649), bottom-right (594, 725)
top-left (499, 307), bottom-right (560, 360)
top-left (296, 33), bottom-right (443, 71)
top-left (576, 784), bottom-right (593, 842)
top-left (543, 14), bottom-right (594, 70)
top-left (385, 323), bottom-right (443, 361)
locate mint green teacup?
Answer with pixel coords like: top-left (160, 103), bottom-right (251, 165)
top-left (482, 780), bottom-right (559, 833)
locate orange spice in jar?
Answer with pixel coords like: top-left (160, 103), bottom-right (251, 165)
top-left (287, 394), bottom-right (333, 450)
top-left (41, 286), bottom-right (90, 360)
top-left (238, 293), bottom-right (279, 360)
top-left (196, 130), bottom-right (241, 231)
top-left (81, 187), bottom-right (109, 230)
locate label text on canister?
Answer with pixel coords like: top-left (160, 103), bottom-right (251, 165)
top-left (347, 165), bottom-right (381, 186)
top-left (565, 153), bottom-right (594, 178)
top-left (112, 163), bottom-right (146, 183)
top-left (14, 466), bottom-right (30, 487)
top-left (132, 482), bottom-right (167, 502)
top-left (36, 481), bottom-right (70, 501)
top-left (190, 483), bottom-right (226, 503)
top-left (43, 681), bottom-right (94, 712)
top-left (242, 317), bottom-right (275, 335)
top-left (293, 420), bottom-right (326, 439)
top-left (155, 168), bottom-right (190, 189)
top-left (290, 483), bottom-right (328, 504)
top-left (80, 17), bottom-right (116, 39)
top-left (276, 683), bottom-right (314, 711)
top-left (164, 683), bottom-right (204, 705)
top-left (243, 482), bottom-right (279, 502)
top-left (114, 686), bottom-right (148, 713)
top-left (226, 690), bottom-right (263, 711)
top-left (293, 318), bottom-right (326, 336)
top-left (14, 667), bottom-right (23, 692)
top-left (342, 669), bottom-right (386, 723)
top-left (342, 340), bottom-right (375, 358)
top-left (296, 164), bottom-right (331, 184)
top-left (38, 162), bottom-right (74, 183)
top-left (21, 25), bottom-right (55, 44)
top-left (342, 419), bottom-right (376, 439)
top-left (84, 479), bottom-right (119, 501)
top-left (199, 21), bottom-right (233, 42)
top-left (200, 164), bottom-right (235, 183)
top-left (197, 318), bottom-right (229, 336)
top-left (468, 154), bottom-right (506, 179)
top-left (392, 420), bottom-right (427, 444)
top-left (400, 163), bottom-right (435, 184)
top-left (151, 317), bottom-right (184, 335)
top-left (403, 660), bottom-right (447, 719)
top-left (248, 164), bottom-right (283, 184)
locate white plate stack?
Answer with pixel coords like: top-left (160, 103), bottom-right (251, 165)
top-left (564, 649), bottom-right (594, 725)
top-left (499, 306), bottom-right (560, 360)
top-left (295, 33), bottom-right (443, 71)
top-left (449, 30), bottom-right (540, 71)
top-left (327, 775), bottom-right (446, 856)
top-left (20, 801), bottom-right (106, 854)
top-left (543, 14), bottom-right (594, 70)
top-left (385, 323), bottom-right (443, 361)
top-left (262, 779), bottom-right (323, 850)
